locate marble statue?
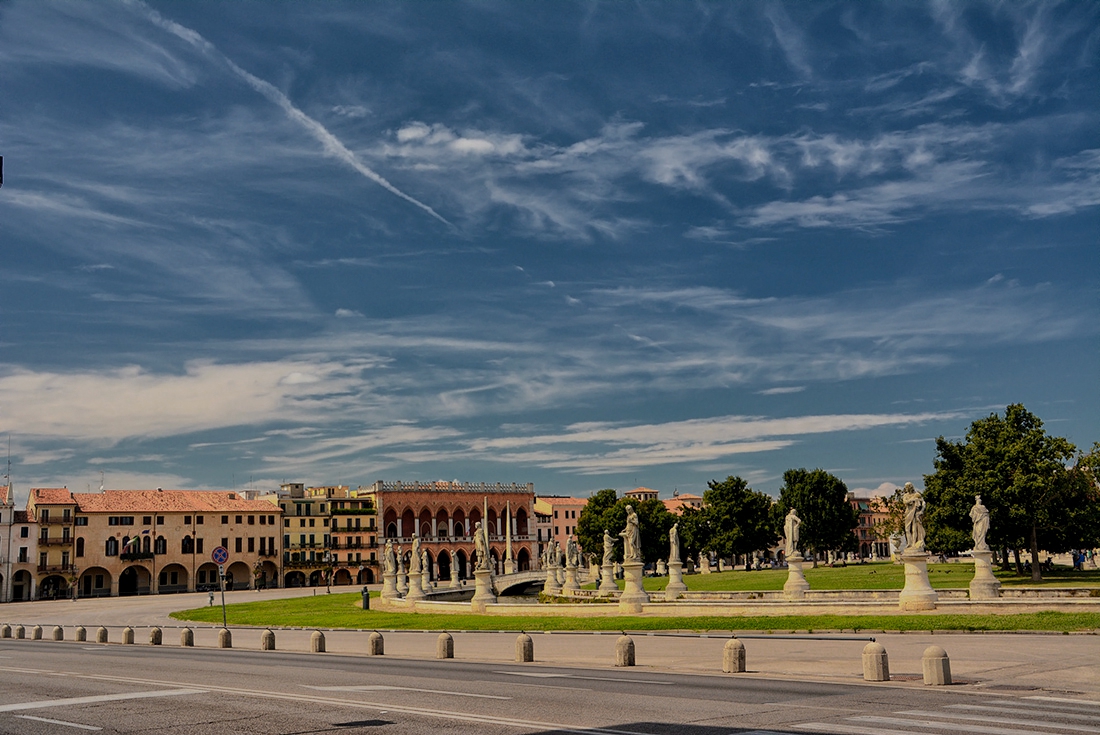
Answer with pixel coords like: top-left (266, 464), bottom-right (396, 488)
top-left (409, 536), bottom-right (422, 574)
top-left (970, 494), bottom-right (990, 552)
top-left (602, 529), bottom-right (614, 566)
top-left (383, 539), bottom-right (396, 575)
top-left (656, 559), bottom-right (667, 576)
top-left (421, 549), bottom-right (429, 578)
top-left (783, 508), bottom-right (801, 558)
top-left (902, 482), bottom-right (926, 554)
top-left (474, 521), bottom-right (490, 572)
top-left (620, 505), bottom-right (641, 563)
top-left (566, 537), bottom-right (579, 567)
top-left (668, 522), bottom-right (681, 563)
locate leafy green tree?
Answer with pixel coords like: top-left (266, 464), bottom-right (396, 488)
top-left (575, 489), bottom-right (618, 557)
top-left (774, 468), bottom-right (858, 559)
top-left (924, 404), bottom-right (1099, 581)
top-left (688, 476), bottom-right (777, 561)
top-left (575, 490), bottom-right (675, 564)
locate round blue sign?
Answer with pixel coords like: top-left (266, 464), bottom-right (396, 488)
top-left (211, 546), bottom-right (229, 564)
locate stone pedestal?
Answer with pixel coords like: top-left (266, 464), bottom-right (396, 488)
top-left (618, 561), bottom-right (649, 614)
top-left (381, 571), bottom-right (400, 600)
top-left (563, 564), bottom-right (581, 592)
top-left (470, 568), bottom-right (496, 612)
top-left (969, 550), bottom-right (1001, 600)
top-left (784, 556), bottom-right (810, 600)
top-left (898, 552), bottom-right (938, 610)
top-left (404, 570), bottom-right (425, 601)
top-left (700, 556), bottom-right (711, 574)
top-left (665, 560), bottom-right (687, 596)
top-left (449, 568), bottom-right (460, 589)
top-left (397, 571), bottom-right (409, 596)
top-left (598, 563), bottom-right (618, 596)
top-left (504, 559), bottom-right (517, 575)
top-left (543, 566), bottom-right (562, 596)
top-left (421, 570), bottom-right (431, 593)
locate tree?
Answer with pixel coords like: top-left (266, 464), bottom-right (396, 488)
top-left (774, 468), bottom-right (858, 559)
top-left (686, 476), bottom-right (777, 561)
top-left (575, 490), bottom-right (675, 564)
top-left (575, 489), bottom-right (618, 558)
top-left (923, 404), bottom-right (1099, 581)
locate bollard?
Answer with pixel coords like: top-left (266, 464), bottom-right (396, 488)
top-left (122, 627), bottom-right (134, 645)
top-left (862, 642), bottom-right (889, 682)
top-left (310, 630), bottom-right (325, 653)
top-left (362, 587), bottom-right (370, 610)
top-left (261, 629), bottom-right (275, 651)
top-left (368, 631), bottom-right (384, 656)
top-left (180, 628), bottom-right (194, 647)
top-left (436, 632), bottom-right (454, 659)
top-left (31, 625), bottom-right (42, 640)
top-left (14, 625), bottom-right (24, 640)
top-left (149, 627), bottom-right (162, 646)
top-left (75, 626), bottom-right (87, 642)
top-left (615, 635), bottom-right (635, 667)
top-left (52, 626), bottom-right (64, 641)
top-left (515, 633), bottom-right (534, 663)
top-left (218, 628), bottom-right (232, 648)
top-left (922, 645), bottom-right (951, 686)
top-left (95, 626), bottom-right (108, 643)
top-left (0, 624), bottom-right (10, 639)
top-left (722, 638), bottom-right (746, 673)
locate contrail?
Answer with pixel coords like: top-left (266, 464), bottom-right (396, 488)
top-left (127, 1), bottom-right (451, 226)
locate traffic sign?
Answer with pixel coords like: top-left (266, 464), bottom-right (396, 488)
top-left (212, 546), bottom-right (229, 564)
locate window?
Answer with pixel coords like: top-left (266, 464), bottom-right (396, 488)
top-left (299, 519), bottom-right (305, 527)
top-left (63, 508), bottom-right (71, 521)
top-left (322, 519), bottom-right (328, 527)
top-left (143, 516), bottom-right (152, 525)
top-left (154, 536), bottom-right (166, 554)
top-left (20, 527), bottom-right (28, 538)
top-left (320, 504), bottom-right (326, 513)
top-left (284, 534), bottom-right (290, 548)
top-left (247, 537), bottom-right (255, 552)
top-left (105, 538), bottom-right (118, 556)
top-left (309, 519), bottom-right (315, 528)
top-left (248, 515), bottom-right (255, 525)
top-left (75, 517), bottom-right (87, 526)
top-left (259, 538), bottom-right (266, 554)
top-left (156, 516), bottom-right (164, 525)
top-left (62, 527), bottom-right (70, 541)
top-left (554, 526), bottom-right (559, 535)
top-left (61, 551), bottom-right (70, 567)
top-left (39, 552), bottom-right (47, 568)
top-left (269, 536), bottom-right (275, 552)
top-left (40, 528), bottom-right (48, 540)
top-left (283, 519), bottom-right (289, 528)
top-left (222, 516), bottom-right (229, 524)
top-left (18, 548), bottom-right (27, 563)
top-left (309, 534), bottom-right (315, 546)
top-left (235, 515), bottom-right (243, 524)
top-left (182, 536), bottom-right (194, 554)
top-left (553, 510), bottom-right (558, 518)
top-left (196, 538), bottom-right (204, 554)
top-left (259, 515), bottom-right (266, 525)
top-left (221, 537), bottom-right (228, 549)
top-left (75, 538), bottom-right (85, 557)
top-left (268, 515), bottom-right (275, 525)
top-left (235, 538), bottom-right (242, 553)
top-left (40, 509), bottom-right (49, 522)
top-left (197, 515), bottom-right (204, 524)
top-left (184, 516), bottom-right (192, 525)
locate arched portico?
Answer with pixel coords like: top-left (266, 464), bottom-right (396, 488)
top-left (357, 567), bottom-right (374, 584)
top-left (197, 562), bottom-right (219, 590)
top-left (226, 561), bottom-right (250, 590)
top-left (437, 550), bottom-right (452, 579)
top-left (285, 570), bottom-right (306, 587)
top-left (517, 548), bottom-right (531, 572)
top-left (11, 570), bottom-right (33, 601)
top-left (157, 563), bottom-right (188, 593)
top-left (118, 565), bottom-right (151, 596)
top-left (79, 567), bottom-right (111, 598)
top-left (333, 569), bottom-right (353, 585)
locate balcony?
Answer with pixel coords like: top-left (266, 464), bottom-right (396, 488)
top-left (119, 551), bottom-right (155, 562)
top-left (38, 537), bottom-right (74, 546)
top-left (330, 508), bottom-right (375, 516)
top-left (37, 564), bottom-right (74, 574)
top-left (40, 517), bottom-right (74, 525)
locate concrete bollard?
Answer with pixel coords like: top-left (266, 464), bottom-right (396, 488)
top-left (95, 626), bottom-right (108, 643)
top-left (149, 627), bottom-right (162, 645)
top-left (14, 625), bottom-right (24, 639)
top-left (515, 633), bottom-right (534, 663)
top-left (0, 624), bottom-right (10, 638)
top-left (122, 627), bottom-right (134, 645)
top-left (862, 642), bottom-right (889, 682)
top-left (52, 626), bottom-right (64, 641)
top-left (722, 638), bottom-right (746, 673)
top-left (31, 625), bottom-right (42, 640)
top-left (368, 631), bottom-right (384, 656)
top-left (180, 628), bottom-right (194, 647)
top-left (436, 632), bottom-right (454, 659)
top-left (75, 626), bottom-right (87, 642)
top-left (261, 629), bottom-right (275, 651)
top-left (310, 630), bottom-right (325, 653)
top-left (615, 635), bottom-right (635, 667)
top-left (922, 645), bottom-right (951, 686)
top-left (218, 628), bottom-right (232, 648)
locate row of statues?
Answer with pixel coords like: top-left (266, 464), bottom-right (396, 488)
top-left (382, 518), bottom-right (495, 577)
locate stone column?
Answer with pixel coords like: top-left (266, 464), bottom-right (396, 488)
top-left (563, 562), bottom-right (580, 592)
top-left (898, 551), bottom-right (938, 610)
top-left (543, 562), bottom-right (562, 595)
top-left (618, 561), bottom-right (649, 614)
top-left (784, 555), bottom-right (810, 600)
top-left (470, 568), bottom-right (496, 612)
top-left (431, 518), bottom-right (438, 537)
top-left (381, 571), bottom-right (399, 599)
top-left (665, 560), bottom-right (687, 596)
top-left (448, 518), bottom-right (454, 537)
top-left (968, 550), bottom-right (1001, 600)
top-left (598, 563), bottom-right (618, 596)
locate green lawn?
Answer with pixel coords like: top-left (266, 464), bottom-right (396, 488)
top-left (170, 592), bottom-right (1100, 633)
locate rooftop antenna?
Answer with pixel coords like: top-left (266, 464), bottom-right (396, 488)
top-left (3, 435), bottom-right (10, 496)
top-left (99, 471), bottom-right (104, 493)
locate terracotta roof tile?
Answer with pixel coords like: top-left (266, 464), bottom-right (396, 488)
top-left (32, 488), bottom-right (76, 505)
top-left (13, 510), bottom-right (29, 523)
top-left (72, 490), bottom-right (281, 514)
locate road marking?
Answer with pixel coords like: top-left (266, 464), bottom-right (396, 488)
top-left (494, 671), bottom-right (670, 685)
top-left (851, 714), bottom-right (1059, 735)
top-left (947, 705), bottom-right (1100, 724)
top-left (896, 709), bottom-right (1100, 733)
top-left (1025, 696), bottom-right (1100, 708)
top-left (994, 699), bottom-right (1100, 714)
top-left (793, 724), bottom-right (923, 735)
top-left (14, 715), bottom-right (101, 730)
top-left (303, 685), bottom-right (510, 700)
top-left (0, 689), bottom-right (206, 713)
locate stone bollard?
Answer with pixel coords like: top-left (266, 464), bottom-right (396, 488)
top-left (180, 628), bottom-right (194, 647)
top-left (862, 642), bottom-right (889, 682)
top-left (261, 629), bottom-right (275, 651)
top-left (368, 631), bottom-right (384, 656)
top-left (615, 635), bottom-right (635, 667)
top-left (75, 626), bottom-right (87, 642)
top-left (52, 626), bottom-right (64, 641)
top-left (95, 626), bottom-right (108, 643)
top-left (922, 645), bottom-right (951, 686)
top-left (310, 630), bottom-right (325, 653)
top-left (218, 628), bottom-right (232, 649)
top-left (722, 638), bottom-right (746, 673)
top-left (149, 627), bottom-right (162, 646)
top-left (31, 625), bottom-right (42, 640)
top-left (14, 625), bottom-right (24, 640)
top-left (122, 627), bottom-right (134, 645)
top-left (515, 633), bottom-right (534, 663)
top-left (0, 624), bottom-right (9, 639)
top-left (436, 632), bottom-right (454, 659)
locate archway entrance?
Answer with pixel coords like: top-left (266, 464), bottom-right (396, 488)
top-left (437, 551), bottom-right (452, 580)
top-left (285, 571), bottom-right (306, 587)
top-left (38, 575), bottom-right (69, 600)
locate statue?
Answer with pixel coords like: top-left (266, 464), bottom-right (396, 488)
top-left (602, 529), bottom-right (614, 566)
top-left (566, 537), bottom-right (579, 567)
top-left (409, 535), bottom-right (422, 574)
top-left (970, 494), bottom-right (990, 552)
top-left (384, 539), bottom-right (396, 575)
top-left (620, 505), bottom-right (641, 563)
top-left (783, 508), bottom-right (801, 558)
top-left (421, 549), bottom-right (429, 577)
top-left (902, 482), bottom-right (926, 554)
top-left (474, 521), bottom-right (490, 572)
top-left (668, 522), bottom-right (681, 563)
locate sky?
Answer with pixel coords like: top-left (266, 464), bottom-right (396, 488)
top-left (1, 1), bottom-right (1097, 504)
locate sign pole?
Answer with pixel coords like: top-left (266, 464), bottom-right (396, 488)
top-left (219, 564), bottom-right (227, 629)
top-left (211, 545), bottom-right (230, 629)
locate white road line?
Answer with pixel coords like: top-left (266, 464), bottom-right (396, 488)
top-left (1025, 696), bottom-right (1100, 708)
top-left (793, 723), bottom-right (925, 735)
top-left (493, 671), bottom-right (670, 684)
top-left (991, 699), bottom-right (1100, 715)
top-left (14, 715), bottom-right (101, 730)
top-left (897, 709), bottom-right (1100, 733)
top-left (302, 685), bottom-right (510, 700)
top-left (947, 704), bottom-right (1100, 723)
top-left (851, 714), bottom-right (1066, 735)
top-left (0, 689), bottom-right (206, 713)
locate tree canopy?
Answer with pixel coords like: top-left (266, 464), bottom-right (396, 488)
top-left (677, 476), bottom-right (776, 561)
top-left (773, 468), bottom-right (858, 557)
top-left (575, 490), bottom-right (675, 564)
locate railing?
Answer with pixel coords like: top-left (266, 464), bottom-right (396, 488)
top-left (40, 517), bottom-right (74, 525)
top-left (38, 537), bottom-right (74, 546)
top-left (119, 551), bottom-right (155, 561)
top-left (36, 564), bottom-right (73, 573)
top-left (330, 508), bottom-right (375, 516)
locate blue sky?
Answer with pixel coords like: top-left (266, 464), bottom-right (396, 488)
top-left (1, 1), bottom-right (1097, 502)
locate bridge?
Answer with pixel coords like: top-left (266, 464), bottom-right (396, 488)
top-left (491, 569), bottom-right (547, 596)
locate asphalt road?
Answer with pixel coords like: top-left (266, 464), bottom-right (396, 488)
top-left (1, 640), bottom-right (1098, 735)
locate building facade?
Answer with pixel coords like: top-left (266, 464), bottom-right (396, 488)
top-left (1, 485), bottom-right (37, 602)
top-left (849, 494), bottom-right (891, 558)
top-left (535, 495), bottom-right (588, 557)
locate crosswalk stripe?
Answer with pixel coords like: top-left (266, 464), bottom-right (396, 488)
top-left (0, 689), bottom-right (205, 713)
top-left (792, 723), bottom-right (926, 735)
top-left (896, 708), bottom-right (1100, 733)
top-left (948, 704), bottom-right (1100, 723)
top-left (851, 714), bottom-right (1054, 735)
